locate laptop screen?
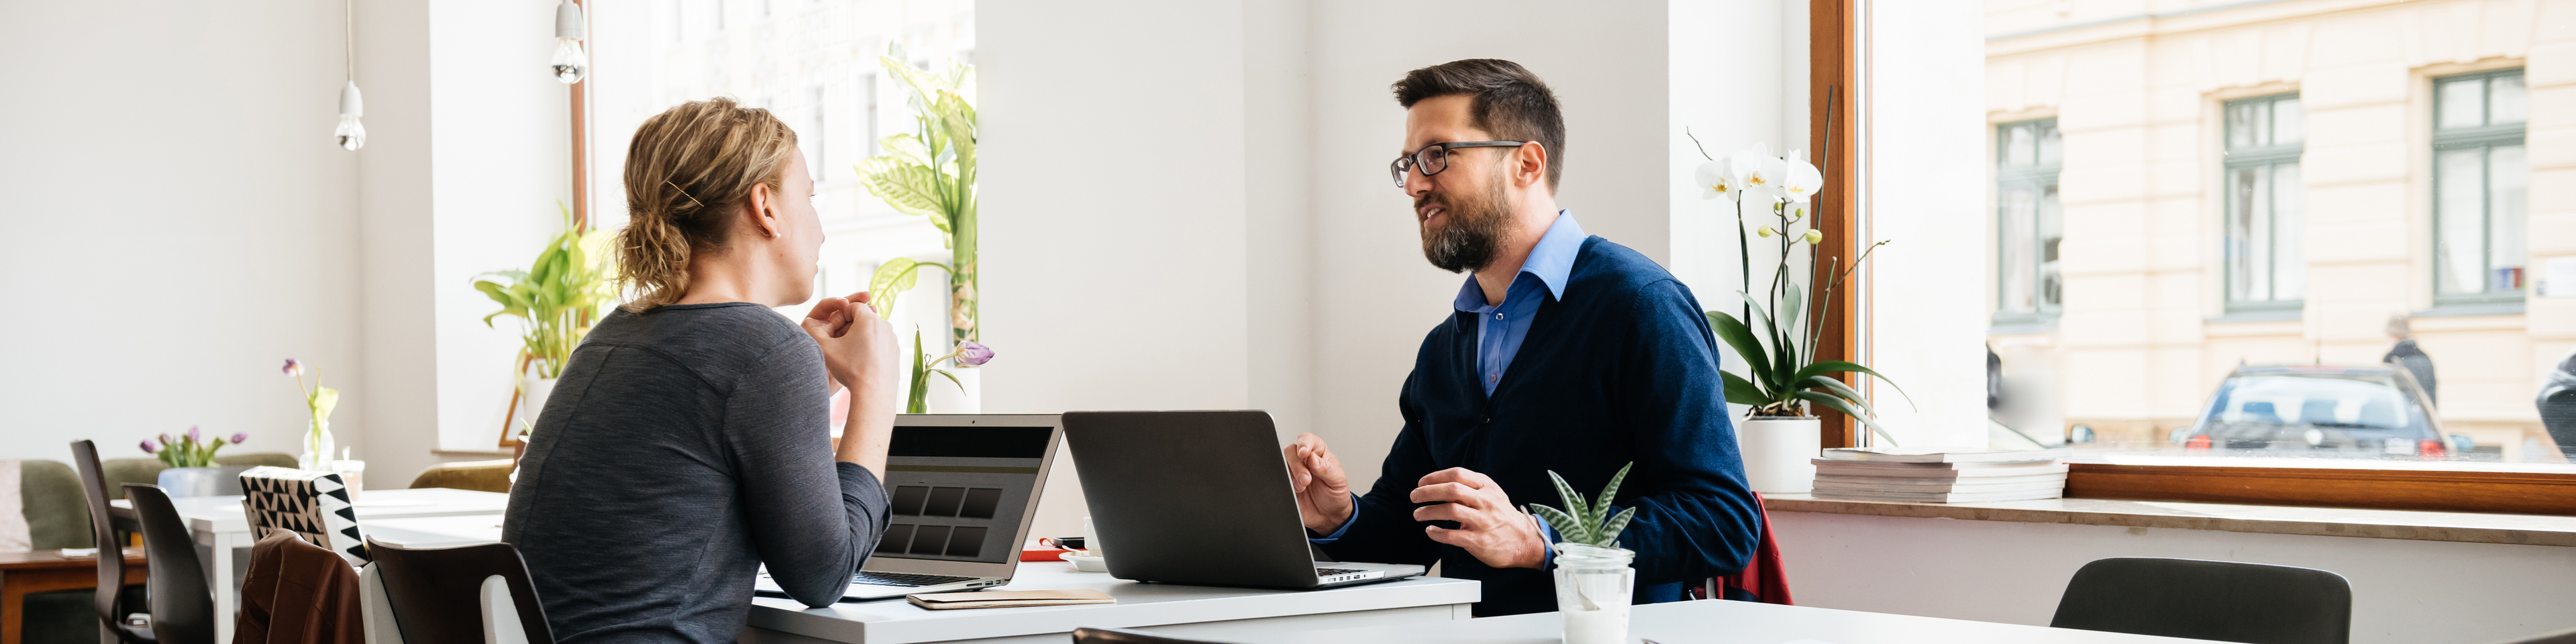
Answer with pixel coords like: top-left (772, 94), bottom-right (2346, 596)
top-left (873, 425), bottom-right (1051, 565)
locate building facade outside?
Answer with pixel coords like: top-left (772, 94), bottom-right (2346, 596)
top-left (1983, 0), bottom-right (2576, 460)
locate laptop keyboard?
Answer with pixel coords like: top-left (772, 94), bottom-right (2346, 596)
top-left (852, 571), bottom-right (980, 588)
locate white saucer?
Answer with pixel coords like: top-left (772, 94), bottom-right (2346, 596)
top-left (1063, 551), bottom-right (1109, 572)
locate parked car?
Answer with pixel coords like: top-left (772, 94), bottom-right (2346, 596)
top-left (2173, 364), bottom-right (2468, 460)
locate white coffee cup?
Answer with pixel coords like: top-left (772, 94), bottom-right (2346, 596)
top-left (1082, 517), bottom-right (1108, 559)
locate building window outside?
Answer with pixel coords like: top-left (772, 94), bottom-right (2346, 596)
top-left (2222, 93), bottom-right (2306, 313)
top-left (1996, 118), bottom-right (2063, 325)
top-left (2432, 68), bottom-right (2529, 305)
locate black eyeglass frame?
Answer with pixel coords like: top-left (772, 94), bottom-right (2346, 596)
top-left (1389, 140), bottom-right (1531, 186)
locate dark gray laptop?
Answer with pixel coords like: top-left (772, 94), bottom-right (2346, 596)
top-left (1060, 410), bottom-right (1424, 589)
top-left (757, 414), bottom-right (1062, 601)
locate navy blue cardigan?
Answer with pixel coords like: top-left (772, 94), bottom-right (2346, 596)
top-left (1318, 236), bottom-right (1761, 616)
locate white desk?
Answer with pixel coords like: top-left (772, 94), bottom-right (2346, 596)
top-left (1222, 596), bottom-right (2214, 644)
top-left (115, 487), bottom-right (509, 642)
top-left (742, 560), bottom-right (1480, 644)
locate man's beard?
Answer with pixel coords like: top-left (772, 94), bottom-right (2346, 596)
top-left (1418, 173), bottom-right (1514, 273)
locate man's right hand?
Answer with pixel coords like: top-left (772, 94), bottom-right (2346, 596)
top-left (1284, 433), bottom-right (1355, 534)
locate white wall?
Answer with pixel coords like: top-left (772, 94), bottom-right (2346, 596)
top-left (0, 0), bottom-right (363, 464)
top-left (1772, 511), bottom-right (2576, 644)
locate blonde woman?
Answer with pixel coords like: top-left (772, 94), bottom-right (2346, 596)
top-left (501, 97), bottom-right (899, 643)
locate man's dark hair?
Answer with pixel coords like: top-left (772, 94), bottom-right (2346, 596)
top-left (1392, 58), bottom-right (1565, 191)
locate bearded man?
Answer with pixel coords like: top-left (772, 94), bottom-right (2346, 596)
top-left (1282, 59), bottom-right (1762, 616)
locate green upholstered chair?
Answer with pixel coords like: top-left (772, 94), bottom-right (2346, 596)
top-left (16, 452), bottom-right (297, 644)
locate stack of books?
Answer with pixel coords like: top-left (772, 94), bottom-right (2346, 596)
top-left (1809, 447), bottom-right (2072, 503)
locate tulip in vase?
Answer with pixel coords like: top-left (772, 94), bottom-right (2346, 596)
top-left (282, 359), bottom-right (342, 471)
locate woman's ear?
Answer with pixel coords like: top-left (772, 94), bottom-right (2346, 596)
top-left (746, 180), bottom-right (781, 239)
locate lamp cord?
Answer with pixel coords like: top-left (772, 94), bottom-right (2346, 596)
top-left (344, 0), bottom-right (354, 81)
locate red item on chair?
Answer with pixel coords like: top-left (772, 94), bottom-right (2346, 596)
top-left (1705, 492), bottom-right (1792, 604)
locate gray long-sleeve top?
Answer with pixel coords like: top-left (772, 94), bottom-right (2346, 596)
top-left (502, 303), bottom-right (888, 643)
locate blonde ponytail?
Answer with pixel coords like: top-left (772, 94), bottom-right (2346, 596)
top-left (615, 97), bottom-right (800, 311)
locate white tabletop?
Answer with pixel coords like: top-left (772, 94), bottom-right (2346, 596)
top-left (1223, 596), bottom-right (2214, 644)
top-left (748, 559), bottom-right (1480, 643)
top-left (364, 514), bottom-right (508, 549)
top-left (114, 487), bottom-right (511, 534)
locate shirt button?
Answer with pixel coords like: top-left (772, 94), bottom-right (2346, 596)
top-left (1495, 313), bottom-right (1504, 320)
top-left (1480, 416), bottom-right (1493, 424)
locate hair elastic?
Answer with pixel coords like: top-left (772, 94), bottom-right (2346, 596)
top-left (664, 179), bottom-right (706, 208)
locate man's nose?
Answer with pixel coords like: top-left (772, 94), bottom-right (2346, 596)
top-left (1404, 166), bottom-right (1435, 198)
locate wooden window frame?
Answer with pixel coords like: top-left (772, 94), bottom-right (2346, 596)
top-left (1812, 5), bottom-right (2573, 516)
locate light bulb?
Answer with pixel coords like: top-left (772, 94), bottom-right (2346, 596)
top-left (552, 0), bottom-right (587, 84)
top-left (552, 38), bottom-right (588, 84)
top-left (336, 81), bottom-right (366, 151)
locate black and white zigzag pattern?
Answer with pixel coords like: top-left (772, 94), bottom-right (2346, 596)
top-left (238, 466), bottom-right (369, 565)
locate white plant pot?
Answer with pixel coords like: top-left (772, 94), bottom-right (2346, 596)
top-left (1739, 416), bottom-right (1822, 494)
top-left (525, 376), bottom-right (559, 425)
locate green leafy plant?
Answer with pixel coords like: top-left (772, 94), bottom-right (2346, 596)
top-left (1526, 463), bottom-right (1638, 550)
top-left (1690, 136), bottom-right (1910, 443)
top-left (470, 203), bottom-right (618, 380)
top-left (860, 54), bottom-right (979, 345)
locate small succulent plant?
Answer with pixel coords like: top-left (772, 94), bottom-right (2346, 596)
top-left (1527, 462), bottom-right (1637, 551)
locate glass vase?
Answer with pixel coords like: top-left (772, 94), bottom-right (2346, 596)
top-left (299, 420), bottom-right (335, 471)
top-left (1552, 543), bottom-right (1635, 644)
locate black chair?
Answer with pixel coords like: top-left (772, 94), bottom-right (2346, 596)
top-left (366, 537), bottom-right (556, 644)
top-left (2050, 557), bottom-right (2351, 644)
top-left (1070, 627), bottom-right (1235, 643)
top-left (123, 484), bottom-right (215, 643)
top-left (70, 439), bottom-right (152, 643)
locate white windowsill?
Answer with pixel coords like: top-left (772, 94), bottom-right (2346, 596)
top-left (1765, 494), bottom-right (2576, 547)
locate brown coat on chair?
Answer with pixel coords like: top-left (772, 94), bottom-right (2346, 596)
top-left (235, 531), bottom-right (364, 644)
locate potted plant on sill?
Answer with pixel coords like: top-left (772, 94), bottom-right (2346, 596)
top-left (144, 427), bottom-right (252, 498)
top-left (471, 203), bottom-right (617, 443)
top-left (1528, 463), bottom-right (1639, 644)
top-left (1692, 138), bottom-right (1909, 494)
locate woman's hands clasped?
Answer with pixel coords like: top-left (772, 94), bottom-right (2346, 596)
top-left (799, 291), bottom-right (898, 392)
top-left (801, 292), bottom-right (899, 476)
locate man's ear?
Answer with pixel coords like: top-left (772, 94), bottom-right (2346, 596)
top-left (1515, 142), bottom-right (1550, 190)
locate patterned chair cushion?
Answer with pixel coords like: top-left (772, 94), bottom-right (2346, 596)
top-left (238, 466), bottom-right (368, 566)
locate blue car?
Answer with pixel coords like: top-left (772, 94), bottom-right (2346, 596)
top-left (2174, 365), bottom-right (2467, 460)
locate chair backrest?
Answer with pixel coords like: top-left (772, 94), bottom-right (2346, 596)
top-left (1069, 627), bottom-right (1235, 644)
top-left (366, 537), bottom-right (554, 644)
top-left (2051, 557), bottom-right (2351, 644)
top-left (238, 466), bottom-right (369, 565)
top-left (125, 484), bottom-right (215, 644)
top-left (69, 440), bottom-right (151, 643)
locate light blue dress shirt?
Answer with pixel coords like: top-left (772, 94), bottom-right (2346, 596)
top-left (1312, 211), bottom-right (1586, 556)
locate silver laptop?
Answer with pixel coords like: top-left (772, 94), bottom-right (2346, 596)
top-left (1060, 410), bottom-right (1424, 589)
top-left (757, 414), bottom-right (1063, 601)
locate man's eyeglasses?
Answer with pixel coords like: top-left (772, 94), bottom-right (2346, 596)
top-left (1389, 141), bottom-right (1529, 187)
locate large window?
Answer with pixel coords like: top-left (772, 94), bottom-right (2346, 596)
top-left (1976, 1), bottom-right (2565, 484)
top-left (2432, 68), bottom-right (2529, 306)
top-left (1994, 118), bottom-right (2063, 326)
top-left (2221, 93), bottom-right (2305, 314)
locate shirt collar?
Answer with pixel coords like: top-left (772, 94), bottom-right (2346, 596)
top-left (1451, 210), bottom-right (1586, 312)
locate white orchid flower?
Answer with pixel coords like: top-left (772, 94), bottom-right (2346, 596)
top-left (1694, 159), bottom-right (1739, 201)
top-left (1781, 148), bottom-right (1823, 203)
top-left (1729, 143), bottom-right (1787, 204)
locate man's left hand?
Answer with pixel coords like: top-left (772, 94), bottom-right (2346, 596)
top-left (1411, 468), bottom-right (1547, 569)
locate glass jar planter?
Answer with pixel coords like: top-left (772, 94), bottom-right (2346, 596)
top-left (1553, 543), bottom-right (1635, 644)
